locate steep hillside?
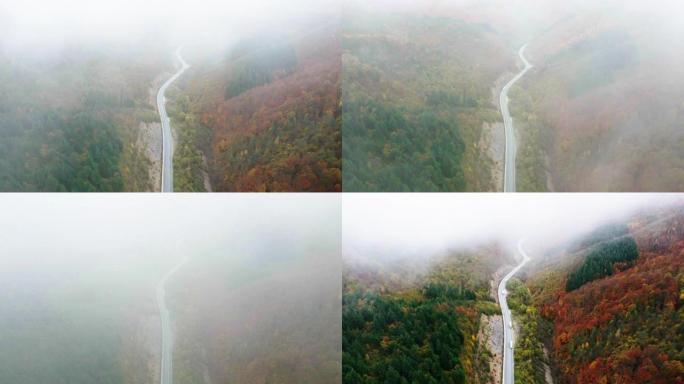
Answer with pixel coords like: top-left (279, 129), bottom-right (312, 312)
top-left (0, 44), bottom-right (166, 191)
top-left (172, 21), bottom-right (341, 192)
top-left (169, 248), bottom-right (341, 383)
top-left (343, 247), bottom-right (513, 383)
top-left (0, 254), bottom-right (164, 383)
top-left (511, 6), bottom-right (684, 191)
top-left (341, 8), bottom-right (513, 191)
top-left (526, 208), bottom-right (684, 383)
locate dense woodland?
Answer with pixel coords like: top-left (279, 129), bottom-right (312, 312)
top-left (343, 248), bottom-right (508, 383)
top-left (167, 93), bottom-right (213, 191)
top-left (174, 22), bottom-right (341, 191)
top-left (527, 213), bottom-right (684, 383)
top-left (343, 98), bottom-right (465, 191)
top-left (0, 46), bottom-right (163, 191)
top-left (341, 10), bottom-right (512, 191)
top-left (343, 288), bottom-right (468, 384)
top-left (0, 110), bottom-right (123, 191)
top-left (565, 236), bottom-right (639, 291)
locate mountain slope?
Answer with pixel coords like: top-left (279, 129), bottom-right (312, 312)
top-left (511, 5), bottom-right (684, 191)
top-left (343, 247), bottom-right (512, 383)
top-left (341, 7), bottom-right (513, 191)
top-left (527, 209), bottom-right (684, 383)
top-left (0, 44), bottom-right (166, 191)
top-left (172, 21), bottom-right (341, 192)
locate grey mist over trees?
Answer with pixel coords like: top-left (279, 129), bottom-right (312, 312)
top-left (0, 194), bottom-right (341, 384)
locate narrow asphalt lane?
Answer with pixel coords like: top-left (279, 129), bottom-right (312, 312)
top-left (497, 239), bottom-right (531, 384)
top-left (500, 44), bottom-right (533, 192)
top-left (157, 46), bottom-right (190, 192)
top-left (156, 258), bottom-right (187, 384)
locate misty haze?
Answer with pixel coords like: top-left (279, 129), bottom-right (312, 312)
top-left (0, 194), bottom-right (341, 383)
top-left (3, 0), bottom-right (684, 383)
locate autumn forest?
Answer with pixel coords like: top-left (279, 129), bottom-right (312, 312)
top-left (2, 0), bottom-right (684, 383)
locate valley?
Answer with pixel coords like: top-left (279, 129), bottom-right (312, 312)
top-left (342, 194), bottom-right (684, 383)
top-left (341, 3), bottom-right (513, 191)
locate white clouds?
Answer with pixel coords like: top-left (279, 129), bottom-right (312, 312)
top-left (343, 193), bottom-right (680, 261)
top-left (0, 0), bottom-right (338, 51)
top-left (0, 193), bottom-right (340, 274)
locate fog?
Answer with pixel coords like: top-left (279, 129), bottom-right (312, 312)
top-left (0, 193), bottom-right (338, 269)
top-left (349, 0), bottom-right (684, 47)
top-left (343, 194), bottom-right (683, 263)
top-left (0, 194), bottom-right (341, 383)
top-left (0, 0), bottom-right (338, 55)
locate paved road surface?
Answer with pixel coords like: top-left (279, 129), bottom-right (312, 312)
top-left (499, 44), bottom-right (533, 192)
top-left (497, 240), bottom-right (531, 384)
top-left (156, 258), bottom-right (187, 384)
top-left (157, 47), bottom-right (190, 192)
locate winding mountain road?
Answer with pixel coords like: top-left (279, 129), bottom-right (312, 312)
top-left (157, 47), bottom-right (190, 192)
top-left (497, 239), bottom-right (531, 384)
top-left (156, 258), bottom-right (187, 384)
top-left (499, 44), bottom-right (533, 192)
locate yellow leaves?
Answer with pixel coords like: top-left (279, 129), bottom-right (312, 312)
top-left (40, 143), bottom-right (50, 157)
top-left (418, 343), bottom-right (430, 355)
top-left (382, 143), bottom-right (392, 158)
top-left (380, 336), bottom-right (392, 350)
top-left (588, 359), bottom-right (600, 371)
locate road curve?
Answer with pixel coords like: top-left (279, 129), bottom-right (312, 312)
top-left (157, 46), bottom-right (190, 192)
top-left (156, 258), bottom-right (187, 384)
top-left (499, 44), bottom-right (533, 192)
top-left (497, 239), bottom-right (531, 384)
